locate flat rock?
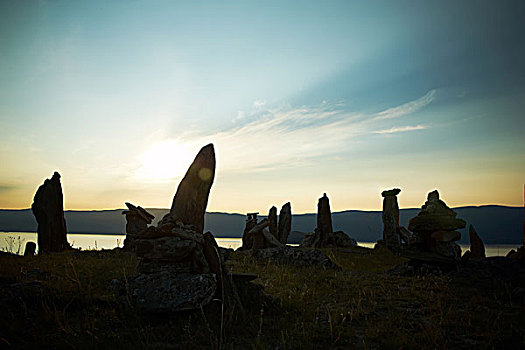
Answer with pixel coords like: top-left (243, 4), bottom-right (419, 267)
top-left (431, 230), bottom-right (461, 243)
top-left (381, 188), bottom-right (401, 197)
top-left (114, 272), bottom-right (217, 313)
top-left (408, 215), bottom-right (466, 232)
top-left (240, 245), bottom-right (340, 269)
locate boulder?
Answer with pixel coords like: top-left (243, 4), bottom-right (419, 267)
top-left (302, 229), bottom-right (356, 248)
top-left (31, 172), bottom-right (70, 253)
top-left (169, 144), bottom-right (216, 233)
top-left (468, 225), bottom-right (486, 259)
top-left (24, 242), bottom-right (36, 256)
top-left (277, 202), bottom-right (292, 244)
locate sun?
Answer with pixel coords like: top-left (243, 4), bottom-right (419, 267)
top-left (136, 139), bottom-right (195, 180)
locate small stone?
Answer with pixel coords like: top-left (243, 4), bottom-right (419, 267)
top-left (24, 242), bottom-right (36, 256)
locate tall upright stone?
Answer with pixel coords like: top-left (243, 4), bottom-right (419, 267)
top-left (169, 144), bottom-right (216, 233)
top-left (31, 172), bottom-right (70, 253)
top-left (268, 206), bottom-right (278, 238)
top-left (317, 193), bottom-right (333, 237)
top-left (469, 225), bottom-right (486, 259)
top-left (277, 202), bottom-right (291, 244)
top-left (381, 188), bottom-right (401, 250)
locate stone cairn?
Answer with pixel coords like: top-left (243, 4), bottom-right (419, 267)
top-left (406, 190), bottom-right (465, 259)
top-left (31, 171), bottom-right (71, 253)
top-left (116, 144), bottom-right (241, 313)
top-left (301, 193), bottom-right (356, 248)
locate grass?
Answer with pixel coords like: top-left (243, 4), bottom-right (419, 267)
top-left (1, 246), bottom-right (524, 349)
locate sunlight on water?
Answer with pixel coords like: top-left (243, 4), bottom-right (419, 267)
top-left (0, 232), bottom-right (521, 257)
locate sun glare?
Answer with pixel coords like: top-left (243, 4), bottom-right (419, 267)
top-left (136, 139), bottom-right (195, 180)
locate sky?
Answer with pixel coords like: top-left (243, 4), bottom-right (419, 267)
top-left (1, 0), bottom-right (524, 214)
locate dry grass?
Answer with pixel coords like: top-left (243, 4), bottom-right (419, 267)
top-left (1, 247), bottom-right (523, 349)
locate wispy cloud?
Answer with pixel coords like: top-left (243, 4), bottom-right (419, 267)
top-left (373, 125), bottom-right (426, 134)
top-left (136, 91), bottom-right (438, 179)
top-left (374, 89), bottom-right (437, 120)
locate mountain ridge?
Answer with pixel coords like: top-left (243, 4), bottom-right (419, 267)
top-left (1, 205), bottom-right (523, 244)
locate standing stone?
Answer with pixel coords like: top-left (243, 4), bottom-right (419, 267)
top-left (24, 242), bottom-right (37, 256)
top-left (169, 144), bottom-right (216, 233)
top-left (317, 193), bottom-right (333, 239)
top-left (277, 202), bottom-right (291, 244)
top-left (31, 172), bottom-right (70, 253)
top-left (469, 225), bottom-right (486, 259)
top-left (268, 206), bottom-right (278, 238)
top-left (381, 188), bottom-right (401, 251)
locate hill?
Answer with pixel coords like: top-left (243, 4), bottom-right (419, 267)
top-left (0, 205), bottom-right (522, 244)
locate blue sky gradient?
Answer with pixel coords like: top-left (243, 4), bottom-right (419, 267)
top-left (1, 0), bottom-right (524, 212)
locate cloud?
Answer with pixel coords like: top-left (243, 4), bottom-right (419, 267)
top-left (137, 91), bottom-right (438, 178)
top-left (373, 125), bottom-right (427, 134)
top-left (374, 90), bottom-right (437, 120)
top-left (253, 100), bottom-right (266, 108)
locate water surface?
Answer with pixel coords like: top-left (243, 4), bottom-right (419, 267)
top-left (0, 232), bottom-right (520, 257)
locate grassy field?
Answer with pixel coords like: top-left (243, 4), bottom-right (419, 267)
top-left (1, 246), bottom-right (523, 349)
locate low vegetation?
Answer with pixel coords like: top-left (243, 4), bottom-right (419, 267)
top-left (1, 246), bottom-right (523, 349)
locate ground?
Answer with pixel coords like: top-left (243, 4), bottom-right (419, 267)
top-left (0, 245), bottom-right (523, 349)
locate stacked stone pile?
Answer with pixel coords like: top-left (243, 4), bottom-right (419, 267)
top-left (240, 202), bottom-right (291, 250)
top-left (407, 190), bottom-right (465, 259)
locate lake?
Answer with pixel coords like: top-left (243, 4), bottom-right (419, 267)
top-left (0, 232), bottom-right (521, 257)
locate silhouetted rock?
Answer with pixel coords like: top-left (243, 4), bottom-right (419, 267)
top-left (381, 188), bottom-right (401, 251)
top-left (122, 202), bottom-right (154, 235)
top-left (301, 193), bottom-right (357, 248)
top-left (115, 144), bottom-right (245, 314)
top-left (268, 206), bottom-right (278, 238)
top-left (302, 229), bottom-right (356, 248)
top-left (469, 225), bottom-right (486, 259)
top-left (24, 242), bottom-right (36, 256)
top-left (277, 202), bottom-right (292, 244)
top-left (317, 193), bottom-right (333, 238)
top-left (406, 190), bottom-right (465, 260)
top-left (122, 202), bottom-right (155, 250)
top-left (240, 218), bottom-right (283, 250)
top-left (169, 143), bottom-right (215, 233)
top-left (31, 172), bottom-right (70, 253)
